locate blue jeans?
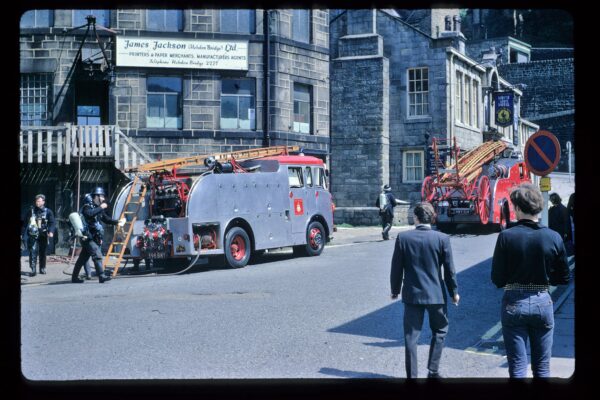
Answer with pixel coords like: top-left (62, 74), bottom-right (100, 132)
top-left (501, 290), bottom-right (554, 378)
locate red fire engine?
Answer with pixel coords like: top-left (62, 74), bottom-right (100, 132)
top-left (421, 137), bottom-right (531, 232)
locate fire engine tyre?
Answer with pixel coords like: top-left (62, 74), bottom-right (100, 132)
top-left (224, 227), bottom-right (251, 269)
top-left (421, 176), bottom-right (435, 202)
top-left (477, 175), bottom-right (491, 225)
top-left (497, 203), bottom-right (510, 232)
top-left (295, 221), bottom-right (326, 257)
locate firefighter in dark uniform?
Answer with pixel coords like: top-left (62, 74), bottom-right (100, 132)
top-left (375, 185), bottom-right (406, 240)
top-left (21, 194), bottom-right (56, 276)
top-left (71, 187), bottom-right (125, 283)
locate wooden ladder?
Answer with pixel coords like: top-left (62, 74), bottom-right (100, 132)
top-left (102, 175), bottom-right (147, 277)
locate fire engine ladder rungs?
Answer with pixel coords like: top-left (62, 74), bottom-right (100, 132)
top-left (440, 141), bottom-right (507, 185)
top-left (127, 145), bottom-right (300, 173)
top-left (102, 175), bottom-right (147, 277)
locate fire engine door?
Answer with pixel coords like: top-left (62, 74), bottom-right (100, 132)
top-left (288, 166), bottom-right (307, 234)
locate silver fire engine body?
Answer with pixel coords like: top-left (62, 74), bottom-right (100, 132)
top-left (113, 157), bottom-right (334, 261)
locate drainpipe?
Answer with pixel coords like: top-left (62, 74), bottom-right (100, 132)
top-left (263, 10), bottom-right (271, 147)
top-left (448, 51), bottom-right (455, 150)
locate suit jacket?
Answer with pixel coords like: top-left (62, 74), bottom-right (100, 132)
top-left (390, 225), bottom-right (458, 304)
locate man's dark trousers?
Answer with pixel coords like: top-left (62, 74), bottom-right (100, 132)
top-left (28, 234), bottom-right (48, 274)
top-left (72, 238), bottom-right (105, 279)
top-left (403, 303), bottom-right (449, 378)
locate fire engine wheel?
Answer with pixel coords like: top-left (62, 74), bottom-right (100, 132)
top-left (477, 176), bottom-right (491, 225)
top-left (421, 176), bottom-right (435, 202)
top-left (294, 221), bottom-right (326, 257)
top-left (224, 227), bottom-right (251, 268)
top-left (497, 203), bottom-right (509, 232)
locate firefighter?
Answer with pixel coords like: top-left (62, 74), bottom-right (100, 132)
top-left (375, 185), bottom-right (406, 240)
top-left (21, 194), bottom-right (56, 277)
top-left (71, 187), bottom-right (125, 283)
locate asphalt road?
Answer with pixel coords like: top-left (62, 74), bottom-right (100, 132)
top-left (20, 226), bottom-right (574, 380)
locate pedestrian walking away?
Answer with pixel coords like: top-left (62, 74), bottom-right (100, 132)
top-left (491, 183), bottom-right (571, 378)
top-left (389, 202), bottom-right (459, 378)
top-left (375, 184), bottom-right (406, 240)
top-left (21, 194), bottom-right (55, 277)
top-left (71, 187), bottom-right (125, 284)
top-left (548, 192), bottom-right (573, 255)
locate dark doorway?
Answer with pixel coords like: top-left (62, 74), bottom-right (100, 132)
top-left (73, 79), bottom-right (109, 125)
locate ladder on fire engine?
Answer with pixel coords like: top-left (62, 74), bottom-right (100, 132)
top-left (102, 175), bottom-right (147, 277)
top-left (440, 140), bottom-right (508, 185)
top-left (126, 145), bottom-right (300, 173)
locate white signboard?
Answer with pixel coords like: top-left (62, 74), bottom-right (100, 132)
top-left (116, 36), bottom-right (248, 70)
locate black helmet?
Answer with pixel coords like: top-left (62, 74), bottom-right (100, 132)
top-left (91, 187), bottom-right (106, 197)
top-left (83, 193), bottom-right (93, 204)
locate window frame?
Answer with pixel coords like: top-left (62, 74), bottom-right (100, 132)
top-left (464, 75), bottom-right (471, 126)
top-left (219, 9), bottom-right (255, 34)
top-left (220, 79), bottom-right (256, 130)
top-left (146, 9), bottom-right (183, 32)
top-left (288, 166), bottom-right (304, 188)
top-left (407, 67), bottom-right (430, 118)
top-left (305, 167), bottom-right (313, 187)
top-left (20, 73), bottom-right (53, 127)
top-left (20, 10), bottom-right (53, 28)
top-left (73, 10), bottom-right (109, 27)
top-left (402, 150), bottom-right (424, 183)
top-left (472, 79), bottom-right (479, 128)
top-left (293, 82), bottom-right (312, 134)
top-left (146, 76), bottom-right (183, 130)
top-left (455, 70), bottom-right (463, 123)
top-left (292, 9), bottom-right (311, 44)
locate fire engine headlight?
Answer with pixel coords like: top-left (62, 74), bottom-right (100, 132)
top-left (439, 201), bottom-right (449, 207)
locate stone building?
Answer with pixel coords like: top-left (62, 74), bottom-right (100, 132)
top-left (19, 9), bottom-right (329, 249)
top-left (330, 9), bottom-right (538, 226)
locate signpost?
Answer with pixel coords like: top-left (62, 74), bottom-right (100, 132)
top-left (524, 130), bottom-right (561, 225)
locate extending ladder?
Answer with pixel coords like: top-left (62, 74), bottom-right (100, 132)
top-left (102, 174), bottom-right (147, 277)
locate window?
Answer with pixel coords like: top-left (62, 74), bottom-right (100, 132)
top-left (293, 83), bottom-right (311, 134)
top-left (315, 167), bottom-right (326, 188)
top-left (20, 74), bottom-right (52, 127)
top-left (147, 76), bottom-right (182, 129)
top-left (455, 71), bottom-right (462, 122)
top-left (20, 10), bottom-right (53, 28)
top-left (147, 10), bottom-right (183, 32)
top-left (77, 106), bottom-right (101, 125)
top-left (292, 9), bottom-right (310, 43)
top-left (305, 167), bottom-right (313, 187)
top-left (464, 75), bottom-right (471, 125)
top-left (220, 10), bottom-right (255, 34)
top-left (288, 167), bottom-right (304, 188)
top-left (408, 67), bottom-right (429, 117)
top-left (73, 10), bottom-right (109, 27)
top-left (221, 79), bottom-right (256, 130)
top-left (472, 80), bottom-right (479, 128)
top-left (403, 151), bottom-right (424, 183)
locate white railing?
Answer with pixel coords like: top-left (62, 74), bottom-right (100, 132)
top-left (19, 125), bottom-right (153, 170)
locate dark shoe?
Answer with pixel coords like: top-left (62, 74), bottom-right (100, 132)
top-left (427, 372), bottom-right (443, 379)
top-left (85, 275), bottom-right (93, 280)
top-left (29, 271), bottom-right (37, 277)
top-left (40, 268), bottom-right (46, 274)
top-left (99, 274), bottom-right (112, 283)
top-left (71, 277), bottom-right (84, 283)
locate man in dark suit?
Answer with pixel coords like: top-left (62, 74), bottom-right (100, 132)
top-left (390, 202), bottom-right (459, 378)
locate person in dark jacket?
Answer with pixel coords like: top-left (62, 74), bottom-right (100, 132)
top-left (21, 194), bottom-right (55, 276)
top-left (548, 193), bottom-right (572, 243)
top-left (375, 185), bottom-right (406, 240)
top-left (567, 192), bottom-right (575, 246)
top-left (390, 202), bottom-right (459, 378)
top-left (491, 183), bottom-right (570, 378)
top-left (71, 187), bottom-right (125, 283)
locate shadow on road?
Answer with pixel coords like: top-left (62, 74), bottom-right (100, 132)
top-left (318, 367), bottom-right (396, 379)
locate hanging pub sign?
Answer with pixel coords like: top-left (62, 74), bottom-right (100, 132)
top-left (116, 36), bottom-right (248, 71)
top-left (494, 91), bottom-right (514, 127)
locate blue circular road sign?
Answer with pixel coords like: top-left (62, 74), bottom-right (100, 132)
top-left (524, 130), bottom-right (561, 176)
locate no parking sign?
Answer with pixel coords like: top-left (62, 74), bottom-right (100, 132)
top-left (524, 130), bottom-right (561, 177)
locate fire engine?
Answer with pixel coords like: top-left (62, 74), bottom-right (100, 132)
top-left (107, 146), bottom-right (334, 274)
top-left (421, 137), bottom-right (531, 232)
